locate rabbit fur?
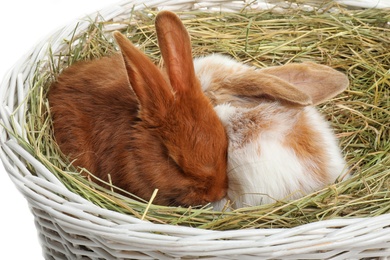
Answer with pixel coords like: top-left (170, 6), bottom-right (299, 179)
top-left (194, 54), bottom-right (349, 210)
top-left (48, 12), bottom-right (228, 207)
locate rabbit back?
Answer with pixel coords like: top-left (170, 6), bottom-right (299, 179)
top-left (49, 54), bottom-right (138, 174)
top-left (194, 54), bottom-right (349, 209)
top-left (213, 102), bottom-right (346, 208)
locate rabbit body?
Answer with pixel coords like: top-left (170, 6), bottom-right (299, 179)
top-left (212, 102), bottom-right (347, 209)
top-left (49, 12), bottom-right (228, 207)
top-left (194, 54), bottom-right (348, 209)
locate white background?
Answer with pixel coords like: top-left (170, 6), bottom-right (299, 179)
top-left (0, 1), bottom-right (118, 259)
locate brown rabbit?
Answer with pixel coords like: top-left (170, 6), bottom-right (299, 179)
top-left (48, 11), bottom-right (228, 207)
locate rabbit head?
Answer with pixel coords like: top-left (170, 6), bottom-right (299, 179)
top-left (195, 54), bottom-right (348, 108)
top-left (112, 13), bottom-right (229, 205)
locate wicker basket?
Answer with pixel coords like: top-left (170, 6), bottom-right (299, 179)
top-left (1, 0), bottom-right (390, 259)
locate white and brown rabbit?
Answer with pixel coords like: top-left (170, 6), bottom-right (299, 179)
top-left (48, 12), bottom-right (228, 207)
top-left (194, 54), bottom-right (349, 210)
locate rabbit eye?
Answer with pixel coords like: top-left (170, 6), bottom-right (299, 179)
top-left (167, 153), bottom-right (184, 172)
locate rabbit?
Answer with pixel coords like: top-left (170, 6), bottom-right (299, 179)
top-left (48, 11), bottom-right (229, 207)
top-left (193, 54), bottom-right (349, 210)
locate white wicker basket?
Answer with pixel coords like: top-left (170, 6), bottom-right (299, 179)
top-left (1, 0), bottom-right (390, 259)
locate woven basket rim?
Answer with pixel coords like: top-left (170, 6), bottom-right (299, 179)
top-left (1, 0), bottom-right (390, 259)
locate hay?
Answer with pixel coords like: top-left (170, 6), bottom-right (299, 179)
top-left (10, 6), bottom-right (390, 230)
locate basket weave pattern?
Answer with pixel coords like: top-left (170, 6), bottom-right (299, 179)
top-left (1, 0), bottom-right (390, 259)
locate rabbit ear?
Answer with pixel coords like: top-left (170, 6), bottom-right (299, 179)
top-left (155, 11), bottom-right (197, 94)
top-left (260, 62), bottom-right (349, 105)
top-left (243, 72), bottom-right (314, 106)
top-left (208, 69), bottom-right (313, 106)
top-left (113, 32), bottom-right (174, 113)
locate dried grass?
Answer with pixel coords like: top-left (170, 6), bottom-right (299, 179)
top-left (11, 5), bottom-right (390, 230)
